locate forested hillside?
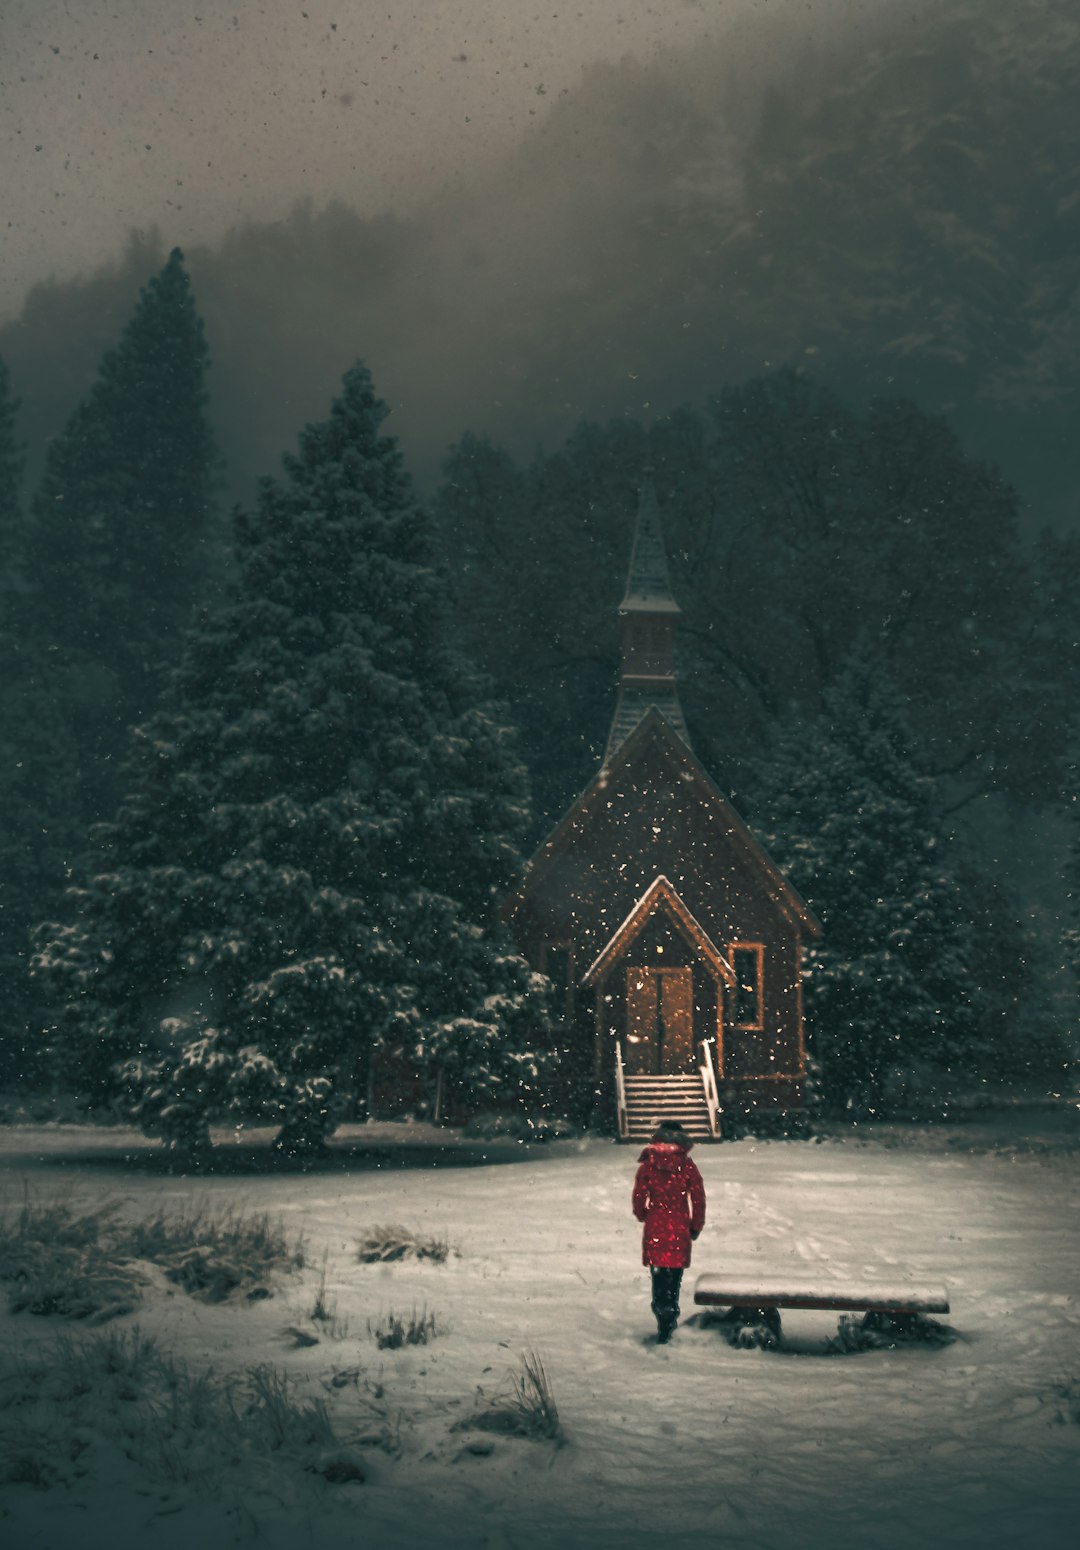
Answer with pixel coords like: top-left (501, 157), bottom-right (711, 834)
top-left (1, 0), bottom-right (1076, 1113)
top-left (1, 0), bottom-right (1077, 522)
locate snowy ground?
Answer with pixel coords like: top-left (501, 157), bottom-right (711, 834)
top-left (1, 1112), bottom-right (1079, 1550)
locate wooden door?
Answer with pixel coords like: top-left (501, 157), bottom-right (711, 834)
top-left (659, 967), bottom-right (695, 1072)
top-left (625, 967), bottom-right (695, 1075)
top-left (625, 968), bottom-right (659, 1074)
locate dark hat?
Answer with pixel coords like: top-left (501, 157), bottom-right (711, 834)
top-left (651, 1120), bottom-right (693, 1148)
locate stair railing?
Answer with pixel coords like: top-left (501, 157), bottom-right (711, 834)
top-left (614, 1041), bottom-right (629, 1140)
top-left (699, 1039), bottom-right (721, 1140)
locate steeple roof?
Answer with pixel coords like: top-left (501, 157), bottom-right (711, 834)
top-left (605, 481), bottom-right (689, 762)
top-left (605, 681), bottom-right (689, 760)
top-left (619, 480), bottom-right (681, 616)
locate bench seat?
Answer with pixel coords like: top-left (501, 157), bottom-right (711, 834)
top-left (693, 1274), bottom-right (949, 1316)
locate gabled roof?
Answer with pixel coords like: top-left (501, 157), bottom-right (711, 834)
top-left (581, 874), bottom-right (736, 988)
top-left (504, 706), bottom-right (822, 936)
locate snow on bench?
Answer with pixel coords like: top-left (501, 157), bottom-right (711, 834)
top-left (693, 1275), bottom-right (950, 1316)
top-left (692, 1274), bottom-right (953, 1350)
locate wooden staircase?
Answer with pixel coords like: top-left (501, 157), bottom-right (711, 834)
top-left (616, 1042), bottom-right (721, 1142)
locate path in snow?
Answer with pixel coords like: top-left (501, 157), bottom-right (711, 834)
top-left (0, 1118), bottom-right (1078, 1549)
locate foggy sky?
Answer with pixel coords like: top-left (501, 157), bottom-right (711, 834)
top-left (1, 0), bottom-right (777, 324)
top-left (6, 0), bottom-right (1076, 538)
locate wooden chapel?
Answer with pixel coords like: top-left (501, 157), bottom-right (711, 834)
top-left (504, 483), bottom-right (821, 1139)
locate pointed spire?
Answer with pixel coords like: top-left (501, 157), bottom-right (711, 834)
top-left (604, 481), bottom-right (690, 763)
top-left (619, 479), bottom-right (682, 616)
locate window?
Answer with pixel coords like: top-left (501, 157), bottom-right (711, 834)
top-left (729, 943), bottom-right (764, 1028)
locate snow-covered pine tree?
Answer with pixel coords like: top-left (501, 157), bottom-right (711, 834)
top-left (33, 362), bottom-right (549, 1153)
top-left (0, 650), bottom-right (82, 1090)
top-left (748, 648), bottom-right (984, 1114)
top-left (25, 248), bottom-right (220, 814)
top-left (0, 354), bottom-right (63, 1086)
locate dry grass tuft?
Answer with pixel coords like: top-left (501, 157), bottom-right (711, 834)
top-left (369, 1307), bottom-right (441, 1350)
top-left (127, 1199), bottom-right (305, 1302)
top-left (460, 1349), bottom-right (563, 1443)
top-left (0, 1329), bottom-right (346, 1494)
top-left (356, 1224), bottom-right (450, 1264)
top-left (0, 1195), bottom-right (143, 1321)
top-left (304, 1249), bottom-right (349, 1339)
top-left (243, 1364), bottom-right (338, 1452)
top-left (0, 1189), bottom-right (305, 1321)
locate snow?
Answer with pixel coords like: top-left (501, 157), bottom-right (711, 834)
top-left (2, 1114), bottom-right (1079, 1549)
top-left (691, 1273), bottom-right (950, 1311)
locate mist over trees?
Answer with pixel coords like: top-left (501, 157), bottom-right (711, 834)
top-left (27, 249), bottom-right (221, 778)
top-left (1, 0), bottom-right (1078, 523)
top-left (4, 330), bottom-right (1077, 1118)
top-left (0, 0), bottom-right (1076, 1123)
top-left (437, 373), bottom-right (1073, 820)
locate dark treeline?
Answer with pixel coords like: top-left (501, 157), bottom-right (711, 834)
top-left (435, 379), bottom-right (1075, 820)
top-left (433, 379), bottom-right (1079, 1099)
top-left (1, 333), bottom-right (1077, 1145)
top-left (2, 271), bottom-right (551, 1146)
top-left (2, 0), bottom-right (1079, 1126)
top-left (0, 252), bottom-right (224, 1091)
top-left (28, 361), bottom-right (548, 1153)
top-left (1, 246), bottom-right (1077, 1135)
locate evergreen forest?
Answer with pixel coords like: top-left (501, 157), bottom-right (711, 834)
top-left (2, 85), bottom-right (1078, 1143)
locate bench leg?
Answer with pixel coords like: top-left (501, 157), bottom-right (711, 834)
top-left (715, 1306), bottom-right (782, 1350)
top-left (833, 1310), bottom-right (955, 1352)
top-left (862, 1310), bottom-right (954, 1346)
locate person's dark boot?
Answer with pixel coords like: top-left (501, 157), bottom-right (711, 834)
top-left (653, 1302), bottom-right (678, 1339)
top-left (651, 1266), bottom-right (681, 1343)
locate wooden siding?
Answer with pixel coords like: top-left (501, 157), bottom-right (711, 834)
top-left (512, 716), bottom-right (812, 1113)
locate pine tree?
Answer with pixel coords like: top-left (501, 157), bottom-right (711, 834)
top-left (34, 363), bottom-right (549, 1152)
top-left (0, 356), bottom-right (24, 583)
top-left (25, 248), bottom-right (220, 811)
top-left (435, 419), bottom-right (654, 818)
top-left (0, 356), bottom-right (83, 1089)
top-left (0, 644), bottom-right (82, 1089)
top-left (748, 649), bottom-right (984, 1113)
top-left (0, 353), bottom-right (58, 1086)
top-left (1063, 732), bottom-right (1080, 991)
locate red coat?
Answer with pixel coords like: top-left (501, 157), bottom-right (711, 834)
top-left (632, 1141), bottom-right (706, 1268)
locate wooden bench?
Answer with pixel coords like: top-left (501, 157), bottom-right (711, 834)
top-left (692, 1274), bottom-right (952, 1349)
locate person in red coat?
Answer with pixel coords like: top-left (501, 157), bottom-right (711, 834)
top-left (632, 1119), bottom-right (706, 1343)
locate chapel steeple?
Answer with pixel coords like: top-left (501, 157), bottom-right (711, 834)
top-left (604, 481), bottom-right (690, 763)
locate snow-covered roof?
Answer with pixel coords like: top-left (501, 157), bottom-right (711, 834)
top-left (505, 707), bottom-right (823, 936)
top-left (581, 873), bottom-right (736, 988)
